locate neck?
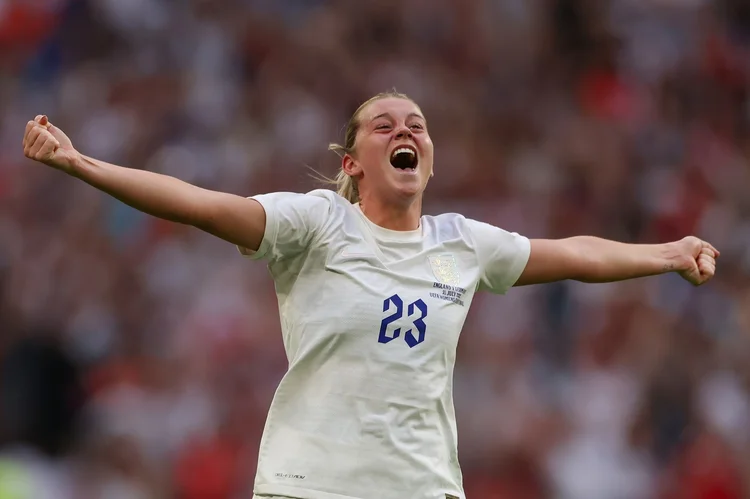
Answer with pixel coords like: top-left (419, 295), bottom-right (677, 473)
top-left (359, 194), bottom-right (422, 231)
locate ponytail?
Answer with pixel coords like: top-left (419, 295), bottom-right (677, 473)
top-left (327, 143), bottom-right (359, 204)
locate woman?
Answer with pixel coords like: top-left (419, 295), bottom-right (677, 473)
top-left (23, 91), bottom-right (717, 499)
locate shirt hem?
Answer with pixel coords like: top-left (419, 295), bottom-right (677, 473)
top-left (255, 484), bottom-right (363, 499)
top-left (503, 235), bottom-right (532, 292)
top-left (237, 196), bottom-right (273, 260)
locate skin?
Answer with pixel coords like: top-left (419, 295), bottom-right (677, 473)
top-left (22, 106), bottom-right (718, 287)
top-left (342, 97), bottom-right (433, 232)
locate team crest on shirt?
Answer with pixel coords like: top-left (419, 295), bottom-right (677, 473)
top-left (429, 254), bottom-right (460, 285)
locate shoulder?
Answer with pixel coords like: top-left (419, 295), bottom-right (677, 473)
top-left (242, 189), bottom-right (352, 261)
top-left (300, 189), bottom-right (357, 212)
top-left (304, 189), bottom-right (360, 221)
top-left (254, 188), bottom-right (338, 207)
top-left (304, 188), bottom-right (346, 204)
top-left (290, 189), bottom-right (361, 239)
top-left (422, 212), bottom-right (528, 249)
top-left (252, 189), bottom-right (351, 219)
top-left (422, 212), bottom-right (476, 241)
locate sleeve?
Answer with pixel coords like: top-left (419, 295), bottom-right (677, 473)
top-left (466, 218), bottom-right (531, 294)
top-left (237, 191), bottom-right (332, 262)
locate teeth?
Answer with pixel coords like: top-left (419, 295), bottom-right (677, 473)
top-left (392, 147), bottom-right (415, 158)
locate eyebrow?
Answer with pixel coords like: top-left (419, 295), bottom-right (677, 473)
top-left (370, 112), bottom-right (426, 122)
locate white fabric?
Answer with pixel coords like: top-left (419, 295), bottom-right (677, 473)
top-left (240, 190), bottom-right (530, 499)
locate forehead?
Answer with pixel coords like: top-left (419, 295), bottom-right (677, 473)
top-left (360, 97), bottom-right (424, 121)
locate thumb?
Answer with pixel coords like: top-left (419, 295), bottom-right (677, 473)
top-left (45, 121), bottom-right (68, 144)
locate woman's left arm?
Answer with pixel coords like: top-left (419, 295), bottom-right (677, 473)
top-left (515, 236), bottom-right (719, 286)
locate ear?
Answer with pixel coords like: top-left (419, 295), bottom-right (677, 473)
top-left (342, 153), bottom-right (362, 177)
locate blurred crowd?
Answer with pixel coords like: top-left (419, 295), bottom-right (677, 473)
top-left (1, 0), bottom-right (750, 497)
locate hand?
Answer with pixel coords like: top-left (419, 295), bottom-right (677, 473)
top-left (672, 236), bottom-right (719, 286)
top-left (23, 115), bottom-right (80, 173)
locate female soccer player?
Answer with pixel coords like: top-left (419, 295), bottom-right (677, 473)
top-left (23, 91), bottom-right (717, 499)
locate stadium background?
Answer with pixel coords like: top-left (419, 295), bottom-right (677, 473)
top-left (2, 0), bottom-right (750, 497)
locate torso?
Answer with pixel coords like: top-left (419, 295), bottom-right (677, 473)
top-left (254, 193), bottom-right (483, 499)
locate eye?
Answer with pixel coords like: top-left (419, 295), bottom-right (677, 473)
top-left (375, 124), bottom-right (391, 130)
top-left (409, 124), bottom-right (424, 130)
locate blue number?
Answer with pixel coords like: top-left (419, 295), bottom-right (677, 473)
top-left (378, 294), bottom-right (403, 344)
top-left (404, 299), bottom-right (428, 348)
top-left (378, 294), bottom-right (429, 348)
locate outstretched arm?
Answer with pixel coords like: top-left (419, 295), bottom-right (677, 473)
top-left (515, 236), bottom-right (719, 287)
top-left (23, 115), bottom-right (266, 252)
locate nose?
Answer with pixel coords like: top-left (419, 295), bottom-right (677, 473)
top-left (395, 126), bottom-right (413, 139)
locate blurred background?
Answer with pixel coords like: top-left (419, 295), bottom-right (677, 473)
top-left (1, 0), bottom-right (750, 497)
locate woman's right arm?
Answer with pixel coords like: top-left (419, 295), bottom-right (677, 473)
top-left (23, 116), bottom-right (266, 252)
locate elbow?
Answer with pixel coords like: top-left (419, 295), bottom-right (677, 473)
top-left (522, 238), bottom-right (602, 285)
top-left (191, 203), bottom-right (221, 233)
top-left (576, 256), bottom-right (614, 283)
top-left (574, 263), bottom-right (606, 283)
top-left (565, 239), bottom-right (607, 283)
top-left (186, 189), bottom-right (229, 231)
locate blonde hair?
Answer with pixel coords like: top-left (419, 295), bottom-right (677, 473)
top-left (325, 90), bottom-right (414, 203)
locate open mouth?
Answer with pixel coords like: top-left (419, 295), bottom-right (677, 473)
top-left (390, 145), bottom-right (418, 171)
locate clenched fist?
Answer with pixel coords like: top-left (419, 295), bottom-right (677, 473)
top-left (673, 236), bottom-right (719, 286)
top-left (22, 115), bottom-right (80, 173)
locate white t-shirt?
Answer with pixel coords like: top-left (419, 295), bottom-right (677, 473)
top-left (241, 190), bottom-right (530, 499)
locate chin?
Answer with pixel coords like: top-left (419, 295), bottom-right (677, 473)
top-left (390, 180), bottom-right (425, 201)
